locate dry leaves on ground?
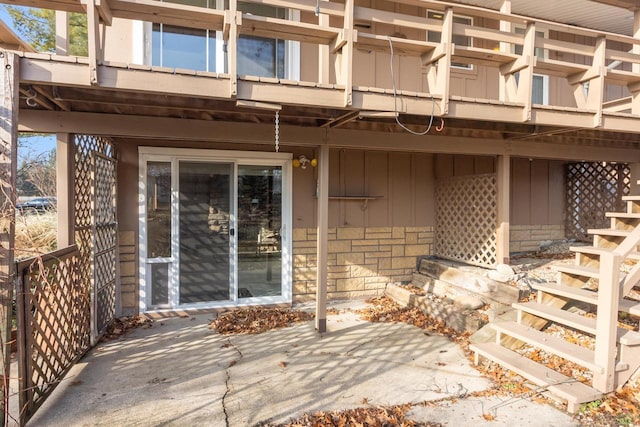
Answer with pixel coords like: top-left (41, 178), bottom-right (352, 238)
top-left (101, 315), bottom-right (152, 341)
top-left (271, 404), bottom-right (439, 427)
top-left (356, 296), bottom-right (470, 346)
top-left (209, 307), bottom-right (315, 335)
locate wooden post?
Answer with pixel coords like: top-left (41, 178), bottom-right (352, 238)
top-left (496, 154), bottom-right (510, 265)
top-left (0, 51), bottom-right (18, 427)
top-left (55, 11), bottom-right (69, 55)
top-left (631, 9), bottom-right (640, 115)
top-left (318, 1), bottom-right (330, 85)
top-left (498, 0), bottom-right (511, 103)
top-left (340, 0), bottom-right (354, 107)
top-left (56, 134), bottom-right (75, 247)
top-left (85, 0), bottom-right (100, 85)
top-left (316, 143), bottom-right (329, 333)
top-left (593, 252), bottom-right (620, 392)
top-left (426, 7), bottom-right (453, 115)
top-left (225, 0), bottom-right (240, 97)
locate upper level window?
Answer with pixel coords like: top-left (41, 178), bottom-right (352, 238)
top-left (148, 0), bottom-right (298, 79)
top-left (427, 10), bottom-right (473, 70)
top-left (151, 0), bottom-right (216, 71)
top-left (237, 2), bottom-right (286, 78)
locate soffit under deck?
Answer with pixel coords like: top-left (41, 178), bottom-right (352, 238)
top-left (452, 0), bottom-right (638, 36)
top-left (19, 82), bottom-right (640, 152)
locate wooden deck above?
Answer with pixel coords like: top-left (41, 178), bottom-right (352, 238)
top-left (5, 0), bottom-right (640, 149)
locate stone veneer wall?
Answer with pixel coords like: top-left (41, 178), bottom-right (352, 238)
top-left (119, 231), bottom-right (137, 314)
top-left (293, 226), bottom-right (434, 301)
top-left (509, 224), bottom-right (565, 253)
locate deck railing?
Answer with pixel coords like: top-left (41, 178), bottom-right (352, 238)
top-left (594, 224), bottom-right (640, 392)
top-left (15, 245), bottom-right (90, 426)
top-left (6, 0), bottom-right (640, 130)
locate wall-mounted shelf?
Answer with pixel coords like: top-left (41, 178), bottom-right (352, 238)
top-left (328, 195), bottom-right (382, 210)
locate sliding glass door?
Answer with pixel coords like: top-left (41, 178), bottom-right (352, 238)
top-left (139, 148), bottom-right (291, 311)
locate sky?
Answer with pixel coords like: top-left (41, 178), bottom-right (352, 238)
top-left (0, 5), bottom-right (58, 160)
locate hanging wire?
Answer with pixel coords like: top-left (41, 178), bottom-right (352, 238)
top-left (387, 36), bottom-right (443, 135)
top-left (274, 110), bottom-right (280, 152)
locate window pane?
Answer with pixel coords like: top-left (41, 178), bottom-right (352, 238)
top-left (147, 162), bottom-right (172, 258)
top-left (179, 162), bottom-right (232, 303)
top-left (533, 75), bottom-right (544, 105)
top-left (151, 263), bottom-right (169, 306)
top-left (238, 35), bottom-right (278, 77)
top-left (155, 25), bottom-right (207, 70)
top-left (237, 165), bottom-right (282, 298)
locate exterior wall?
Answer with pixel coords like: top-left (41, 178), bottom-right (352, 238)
top-left (292, 226), bottom-right (433, 301)
top-left (103, 18), bottom-right (136, 64)
top-left (119, 231), bottom-right (137, 315)
top-left (509, 225), bottom-right (566, 253)
top-left (114, 137), bottom-right (570, 312)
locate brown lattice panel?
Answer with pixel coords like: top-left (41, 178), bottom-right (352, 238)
top-left (435, 173), bottom-right (498, 268)
top-left (74, 136), bottom-right (118, 342)
top-left (566, 162), bottom-right (630, 242)
top-left (16, 246), bottom-right (90, 425)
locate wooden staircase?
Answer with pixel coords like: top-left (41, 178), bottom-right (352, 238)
top-left (471, 194), bottom-right (640, 413)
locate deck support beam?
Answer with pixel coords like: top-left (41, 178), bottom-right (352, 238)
top-left (0, 51), bottom-right (18, 427)
top-left (315, 143), bottom-right (329, 333)
top-left (496, 154), bottom-right (510, 265)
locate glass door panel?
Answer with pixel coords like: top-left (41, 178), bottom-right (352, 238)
top-left (179, 161), bottom-right (232, 303)
top-left (237, 165), bottom-right (282, 298)
top-left (146, 161), bottom-right (172, 307)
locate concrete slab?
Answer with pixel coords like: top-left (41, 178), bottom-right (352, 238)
top-left (23, 307), bottom-right (577, 427)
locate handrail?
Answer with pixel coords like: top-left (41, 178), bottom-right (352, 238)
top-left (593, 222), bottom-right (640, 392)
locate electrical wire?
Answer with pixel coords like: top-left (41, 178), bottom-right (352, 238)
top-left (387, 36), bottom-right (439, 135)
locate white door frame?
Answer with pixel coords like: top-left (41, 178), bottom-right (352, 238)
top-left (138, 147), bottom-right (293, 313)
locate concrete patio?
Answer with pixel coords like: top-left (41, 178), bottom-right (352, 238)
top-left (20, 302), bottom-right (578, 426)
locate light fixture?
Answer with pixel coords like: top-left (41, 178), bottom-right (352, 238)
top-left (293, 155), bottom-right (317, 169)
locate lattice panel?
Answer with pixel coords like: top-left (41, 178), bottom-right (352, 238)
top-left (16, 246), bottom-right (90, 425)
top-left (566, 162), bottom-right (630, 242)
top-left (435, 173), bottom-right (497, 268)
top-left (92, 154), bottom-right (118, 337)
top-left (73, 136), bottom-right (118, 343)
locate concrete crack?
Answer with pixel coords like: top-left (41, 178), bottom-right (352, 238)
top-left (222, 368), bottom-right (231, 427)
top-left (222, 338), bottom-right (242, 427)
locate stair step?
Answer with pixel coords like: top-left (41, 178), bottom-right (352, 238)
top-left (532, 283), bottom-right (598, 305)
top-left (471, 342), bottom-right (602, 410)
top-left (491, 321), bottom-right (598, 371)
top-left (513, 301), bottom-right (640, 346)
top-left (571, 246), bottom-right (640, 260)
top-left (605, 212), bottom-right (640, 219)
top-left (619, 298), bottom-right (640, 316)
top-left (588, 228), bottom-right (631, 237)
top-left (534, 283), bottom-right (640, 316)
top-left (555, 264), bottom-right (599, 279)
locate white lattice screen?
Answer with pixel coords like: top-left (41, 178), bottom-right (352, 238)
top-left (435, 173), bottom-right (497, 268)
top-left (566, 162), bottom-right (630, 242)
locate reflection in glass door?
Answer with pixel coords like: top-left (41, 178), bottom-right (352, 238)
top-left (179, 161), bottom-right (232, 303)
top-left (237, 165), bottom-right (282, 298)
top-left (140, 148), bottom-right (291, 311)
